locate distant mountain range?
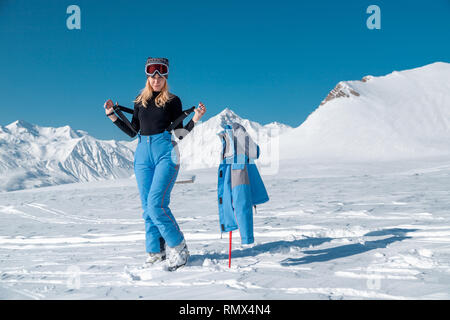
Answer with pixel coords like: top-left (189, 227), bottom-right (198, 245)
top-left (2, 62), bottom-right (449, 192)
top-left (0, 109), bottom-right (291, 192)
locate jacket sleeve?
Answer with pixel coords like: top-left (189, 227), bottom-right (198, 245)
top-left (112, 103), bottom-right (140, 138)
top-left (231, 163), bottom-right (254, 244)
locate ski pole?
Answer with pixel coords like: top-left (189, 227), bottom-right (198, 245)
top-left (228, 231), bottom-right (232, 268)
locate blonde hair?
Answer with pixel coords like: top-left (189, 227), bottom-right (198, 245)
top-left (134, 77), bottom-right (173, 108)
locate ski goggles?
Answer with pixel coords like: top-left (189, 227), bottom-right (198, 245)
top-left (145, 63), bottom-right (169, 78)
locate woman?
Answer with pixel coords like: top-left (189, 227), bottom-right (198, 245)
top-left (104, 57), bottom-right (206, 271)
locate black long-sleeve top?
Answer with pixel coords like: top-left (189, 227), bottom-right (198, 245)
top-left (113, 91), bottom-right (195, 138)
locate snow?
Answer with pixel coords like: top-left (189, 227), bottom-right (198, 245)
top-left (0, 120), bottom-right (136, 192)
top-left (281, 62), bottom-right (450, 160)
top-left (1, 157), bottom-right (450, 299)
top-left (1, 62), bottom-right (450, 299)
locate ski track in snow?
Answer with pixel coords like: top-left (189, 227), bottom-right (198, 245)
top-left (1, 159), bottom-right (450, 299)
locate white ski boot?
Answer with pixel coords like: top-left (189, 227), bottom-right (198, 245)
top-left (167, 239), bottom-right (190, 271)
top-left (143, 251), bottom-right (166, 268)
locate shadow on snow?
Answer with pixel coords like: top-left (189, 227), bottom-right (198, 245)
top-left (188, 237), bottom-right (333, 266)
top-left (188, 228), bottom-right (417, 267)
top-left (280, 228), bottom-right (417, 266)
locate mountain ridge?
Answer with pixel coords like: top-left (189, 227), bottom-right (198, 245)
top-left (281, 61), bottom-right (450, 160)
top-left (0, 108), bottom-right (289, 191)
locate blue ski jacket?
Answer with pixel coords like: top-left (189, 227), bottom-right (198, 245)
top-left (217, 123), bottom-right (269, 244)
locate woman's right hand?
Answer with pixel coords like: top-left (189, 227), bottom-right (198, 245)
top-left (104, 99), bottom-right (118, 122)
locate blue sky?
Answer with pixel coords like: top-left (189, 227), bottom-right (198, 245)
top-left (0, 0), bottom-right (449, 140)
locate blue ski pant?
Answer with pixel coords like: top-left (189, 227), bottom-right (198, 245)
top-left (134, 131), bottom-right (184, 253)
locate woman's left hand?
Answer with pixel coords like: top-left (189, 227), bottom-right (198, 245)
top-left (193, 102), bottom-right (207, 123)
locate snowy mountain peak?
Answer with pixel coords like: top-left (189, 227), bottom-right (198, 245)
top-left (264, 121), bottom-right (292, 130)
top-left (218, 107), bottom-right (237, 116)
top-left (58, 124), bottom-right (84, 139)
top-left (361, 75), bottom-right (374, 82)
top-left (6, 119), bottom-right (35, 130)
top-left (4, 120), bottom-right (85, 139)
top-left (208, 107), bottom-right (243, 128)
top-left (320, 81), bottom-right (360, 106)
top-left (5, 119), bottom-right (39, 136)
top-left (319, 62), bottom-right (450, 108)
top-left (410, 61), bottom-right (448, 72)
top-left (217, 107), bottom-right (241, 119)
top-left (282, 61), bottom-right (450, 160)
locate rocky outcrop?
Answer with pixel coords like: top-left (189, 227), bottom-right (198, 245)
top-left (320, 82), bottom-right (360, 106)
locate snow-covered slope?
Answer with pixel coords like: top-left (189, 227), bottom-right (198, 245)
top-left (2, 157), bottom-right (450, 299)
top-left (281, 62), bottom-right (450, 161)
top-left (0, 110), bottom-right (291, 192)
top-left (0, 121), bottom-right (135, 192)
